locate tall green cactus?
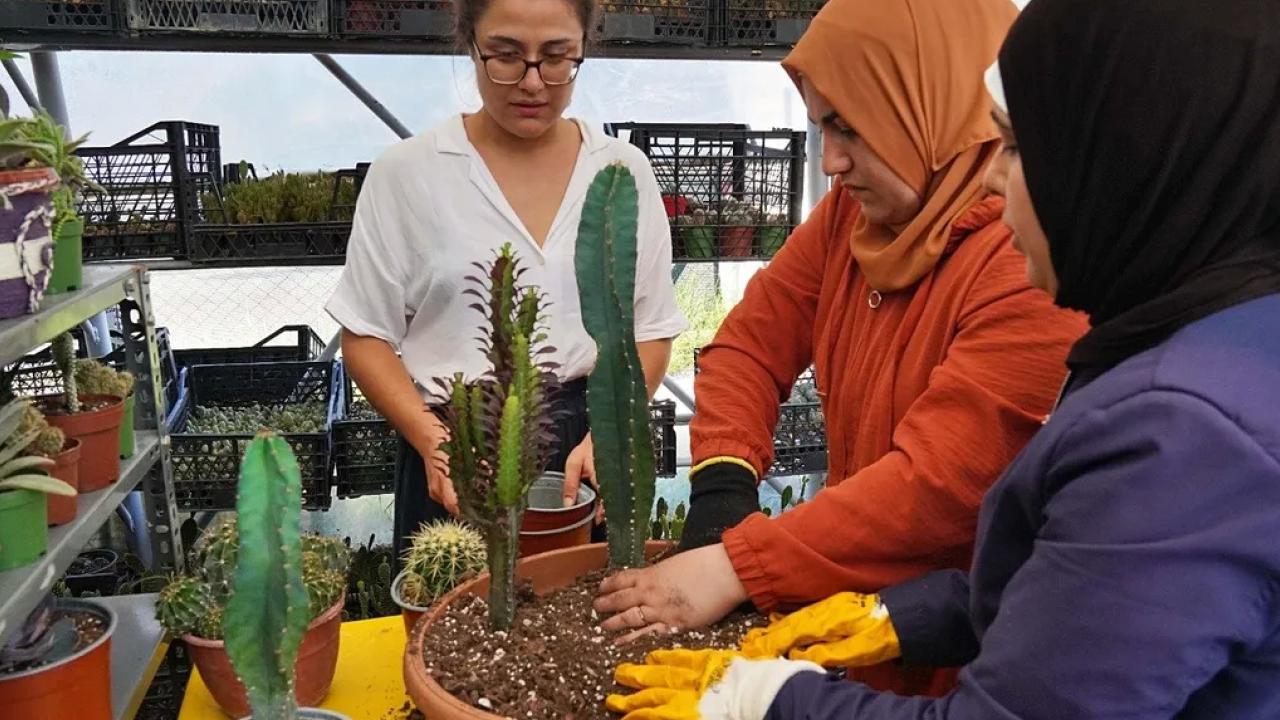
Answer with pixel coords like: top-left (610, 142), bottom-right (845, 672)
top-left (435, 244), bottom-right (557, 631)
top-left (575, 163), bottom-right (658, 569)
top-left (223, 431), bottom-right (310, 720)
top-left (51, 332), bottom-right (80, 414)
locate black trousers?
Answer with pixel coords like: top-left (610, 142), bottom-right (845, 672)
top-left (391, 377), bottom-right (600, 567)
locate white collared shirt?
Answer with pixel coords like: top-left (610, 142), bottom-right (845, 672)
top-left (326, 115), bottom-right (687, 401)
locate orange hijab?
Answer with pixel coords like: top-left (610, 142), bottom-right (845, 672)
top-left (783, 0), bottom-right (1017, 292)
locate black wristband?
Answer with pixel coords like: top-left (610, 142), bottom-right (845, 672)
top-left (676, 462), bottom-right (760, 551)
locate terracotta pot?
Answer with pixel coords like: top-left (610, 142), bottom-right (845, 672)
top-left (518, 511), bottom-right (594, 557)
top-left (41, 394), bottom-right (125, 492)
top-left (719, 226), bottom-right (756, 257)
top-left (184, 596), bottom-right (345, 718)
top-left (46, 437), bottom-right (82, 526)
top-left (404, 541), bottom-right (672, 719)
top-left (0, 598), bottom-right (114, 720)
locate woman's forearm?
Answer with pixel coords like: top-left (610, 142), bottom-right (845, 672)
top-left (341, 329), bottom-right (441, 454)
top-left (637, 338), bottom-right (673, 400)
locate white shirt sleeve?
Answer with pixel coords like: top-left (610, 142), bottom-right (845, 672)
top-left (630, 155), bottom-right (688, 343)
top-left (325, 158), bottom-right (412, 346)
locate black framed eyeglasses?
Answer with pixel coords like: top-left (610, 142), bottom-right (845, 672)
top-left (472, 43), bottom-right (584, 86)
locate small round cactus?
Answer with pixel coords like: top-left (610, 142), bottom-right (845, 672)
top-left (401, 520), bottom-right (487, 607)
top-left (196, 604), bottom-right (226, 641)
top-left (156, 575), bottom-right (217, 638)
top-left (302, 536), bottom-right (350, 619)
top-left (193, 516), bottom-right (240, 601)
top-left (17, 403), bottom-right (66, 458)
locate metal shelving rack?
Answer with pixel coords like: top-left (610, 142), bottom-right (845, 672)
top-left (0, 265), bottom-right (181, 719)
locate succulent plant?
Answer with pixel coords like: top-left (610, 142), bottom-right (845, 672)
top-left (12, 111), bottom-right (99, 231)
top-left (73, 358), bottom-right (134, 399)
top-left (201, 169), bottom-right (356, 225)
top-left (157, 513), bottom-right (350, 642)
top-left (433, 243), bottom-right (559, 631)
top-left (51, 333), bottom-right (79, 415)
top-left (0, 398), bottom-right (72, 498)
top-left (223, 431), bottom-right (310, 720)
top-left (575, 163), bottom-right (658, 569)
top-left (17, 402), bottom-right (65, 458)
top-left (343, 536), bottom-right (397, 621)
top-left (186, 401), bottom-right (328, 435)
top-left (400, 520), bottom-right (487, 608)
top-left (156, 574), bottom-right (217, 638)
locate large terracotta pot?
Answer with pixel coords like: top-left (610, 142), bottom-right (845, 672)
top-left (184, 596), bottom-right (345, 719)
top-left (404, 541), bottom-right (672, 719)
top-left (0, 598), bottom-right (114, 720)
top-left (41, 394), bottom-right (125, 492)
top-left (46, 437), bottom-right (82, 526)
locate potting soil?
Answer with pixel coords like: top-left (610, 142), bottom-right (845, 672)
top-left (0, 610), bottom-right (106, 674)
top-left (420, 571), bottom-right (765, 719)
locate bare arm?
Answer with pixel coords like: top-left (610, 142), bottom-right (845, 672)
top-left (637, 338), bottom-right (674, 400)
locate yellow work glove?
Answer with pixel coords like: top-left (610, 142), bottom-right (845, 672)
top-left (738, 592), bottom-right (902, 668)
top-left (607, 648), bottom-right (823, 720)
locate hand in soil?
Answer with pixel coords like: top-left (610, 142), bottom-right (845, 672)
top-left (595, 544), bottom-right (749, 643)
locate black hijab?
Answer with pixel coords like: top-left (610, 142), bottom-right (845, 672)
top-left (1000, 0), bottom-right (1280, 372)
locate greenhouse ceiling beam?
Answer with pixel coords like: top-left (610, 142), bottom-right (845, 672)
top-left (1, 58), bottom-right (40, 112)
top-left (313, 53), bottom-right (412, 140)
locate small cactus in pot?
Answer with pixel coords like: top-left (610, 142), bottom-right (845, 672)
top-left (395, 520), bottom-right (487, 610)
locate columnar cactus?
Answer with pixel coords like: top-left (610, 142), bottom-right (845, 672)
top-left (50, 332), bottom-right (80, 414)
top-left (400, 519), bottom-right (487, 607)
top-left (223, 431), bottom-right (310, 720)
top-left (574, 163), bottom-right (658, 569)
top-left (434, 243), bottom-right (558, 631)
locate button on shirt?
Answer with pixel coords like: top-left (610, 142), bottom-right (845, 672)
top-left (326, 115), bottom-right (687, 401)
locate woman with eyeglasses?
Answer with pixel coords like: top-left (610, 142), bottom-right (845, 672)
top-left (327, 0), bottom-right (685, 562)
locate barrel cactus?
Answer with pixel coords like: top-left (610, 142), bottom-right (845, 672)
top-left (156, 574), bottom-right (217, 638)
top-left (400, 520), bottom-right (487, 607)
top-left (575, 163), bottom-right (658, 569)
top-left (73, 358), bottom-right (133, 398)
top-left (433, 243), bottom-right (559, 631)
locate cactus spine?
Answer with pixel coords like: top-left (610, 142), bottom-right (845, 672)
top-left (574, 163), bottom-right (657, 568)
top-left (156, 575), bottom-right (216, 638)
top-left (223, 431), bottom-right (310, 720)
top-left (51, 332), bottom-right (80, 414)
top-left (435, 243), bottom-right (558, 631)
top-left (400, 520), bottom-right (487, 607)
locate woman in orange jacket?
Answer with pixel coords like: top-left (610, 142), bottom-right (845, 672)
top-left (595, 0), bottom-right (1085, 697)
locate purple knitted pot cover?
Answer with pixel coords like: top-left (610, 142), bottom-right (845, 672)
top-left (0, 185), bottom-right (54, 320)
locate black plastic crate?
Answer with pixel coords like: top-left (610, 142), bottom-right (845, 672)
top-left (332, 0), bottom-right (452, 38)
top-left (598, 1), bottom-right (709, 46)
top-left (173, 325), bottom-right (326, 369)
top-left (650, 399), bottom-right (677, 478)
top-left (0, 0), bottom-right (116, 32)
top-left (188, 222), bottom-right (351, 264)
top-left (611, 123), bottom-right (805, 262)
top-left (76, 122), bottom-right (221, 261)
top-left (331, 371), bottom-right (397, 498)
top-left (772, 401), bottom-right (826, 475)
top-left (714, 0), bottom-right (825, 47)
top-left (123, 0), bottom-right (328, 34)
top-left (171, 361), bottom-right (341, 511)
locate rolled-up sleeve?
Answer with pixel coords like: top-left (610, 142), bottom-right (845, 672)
top-left (628, 156), bottom-right (687, 343)
top-left (326, 159), bottom-right (412, 346)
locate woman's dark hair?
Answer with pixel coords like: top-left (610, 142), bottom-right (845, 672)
top-left (455, 0), bottom-right (597, 50)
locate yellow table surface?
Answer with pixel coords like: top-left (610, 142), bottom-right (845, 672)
top-left (179, 616), bottom-right (413, 719)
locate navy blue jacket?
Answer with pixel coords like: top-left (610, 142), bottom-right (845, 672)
top-left (767, 294), bottom-right (1280, 719)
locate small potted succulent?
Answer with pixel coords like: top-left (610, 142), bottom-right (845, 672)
top-left (0, 113), bottom-right (58, 320)
top-left (675, 206), bottom-right (716, 260)
top-left (0, 398), bottom-right (76, 571)
top-left (0, 593), bottom-right (116, 718)
top-left (72, 357), bottom-right (136, 458)
top-left (758, 212), bottom-right (790, 258)
top-left (15, 400), bottom-right (81, 526)
top-left (717, 198), bottom-right (759, 258)
top-left (156, 501), bottom-right (350, 719)
top-left (390, 519), bottom-right (486, 637)
top-left (36, 333), bottom-right (125, 492)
